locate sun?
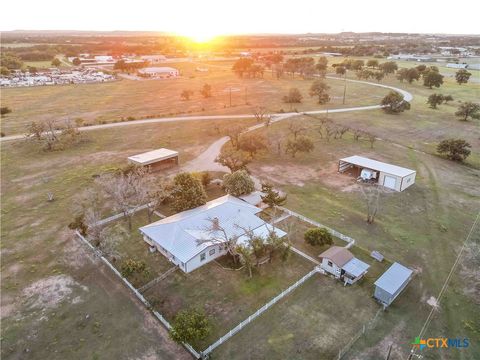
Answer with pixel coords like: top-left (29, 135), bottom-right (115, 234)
top-left (189, 33), bottom-right (215, 44)
top-left (177, 29), bottom-right (220, 44)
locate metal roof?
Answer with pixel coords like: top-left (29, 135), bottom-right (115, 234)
top-left (319, 246), bottom-right (354, 267)
top-left (139, 67), bottom-right (178, 73)
top-left (128, 148), bottom-right (178, 165)
top-left (239, 191), bottom-right (265, 206)
top-left (374, 262), bottom-right (413, 295)
top-left (140, 195), bottom-right (285, 263)
top-left (340, 155), bottom-right (415, 177)
top-left (342, 257), bottom-right (370, 277)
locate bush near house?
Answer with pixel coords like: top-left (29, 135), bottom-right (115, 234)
top-left (304, 227), bottom-right (333, 246)
top-left (223, 170), bottom-right (255, 197)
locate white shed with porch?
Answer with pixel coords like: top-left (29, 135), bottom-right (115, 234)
top-left (339, 155), bottom-right (416, 192)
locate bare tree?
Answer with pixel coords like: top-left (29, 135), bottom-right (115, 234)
top-left (287, 121), bottom-right (307, 140)
top-left (335, 126), bottom-right (350, 139)
top-left (359, 183), bottom-right (384, 224)
top-left (366, 132), bottom-right (377, 148)
top-left (97, 167), bottom-right (148, 230)
top-left (73, 187), bottom-right (104, 246)
top-left (324, 123), bottom-right (335, 142)
top-left (198, 217), bottom-right (241, 263)
top-left (224, 125), bottom-right (245, 149)
top-left (253, 106), bottom-right (268, 122)
top-left (352, 128), bottom-right (363, 141)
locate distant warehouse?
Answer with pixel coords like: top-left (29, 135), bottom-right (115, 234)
top-left (138, 67), bottom-right (179, 78)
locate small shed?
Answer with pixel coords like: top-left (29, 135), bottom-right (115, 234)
top-left (374, 262), bottom-right (413, 307)
top-left (128, 148), bottom-right (179, 171)
top-left (319, 246), bottom-right (370, 285)
top-left (338, 155), bottom-right (416, 192)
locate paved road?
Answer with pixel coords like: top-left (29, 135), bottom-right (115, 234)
top-left (0, 78), bottom-right (412, 142)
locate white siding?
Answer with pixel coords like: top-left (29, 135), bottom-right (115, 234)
top-left (320, 258), bottom-right (341, 278)
top-left (400, 172), bottom-right (416, 191)
top-left (185, 244), bottom-right (227, 273)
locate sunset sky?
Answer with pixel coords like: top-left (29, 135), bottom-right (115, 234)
top-left (2, 0), bottom-right (479, 37)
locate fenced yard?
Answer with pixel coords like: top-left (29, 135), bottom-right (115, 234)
top-left (212, 274), bottom-right (382, 359)
top-left (143, 253), bottom-right (315, 350)
top-left (80, 201), bottom-right (394, 359)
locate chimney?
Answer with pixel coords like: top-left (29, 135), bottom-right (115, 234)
top-left (212, 217), bottom-right (220, 230)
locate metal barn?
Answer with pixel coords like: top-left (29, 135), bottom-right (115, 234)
top-left (374, 262), bottom-right (413, 307)
top-left (338, 155), bottom-right (416, 192)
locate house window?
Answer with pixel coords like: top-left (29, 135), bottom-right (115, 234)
top-left (209, 248), bottom-right (216, 256)
top-left (200, 253), bottom-right (206, 261)
top-left (328, 261), bottom-right (333, 267)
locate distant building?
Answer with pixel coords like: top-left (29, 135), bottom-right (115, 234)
top-left (94, 55), bottom-right (115, 63)
top-left (138, 67), bottom-right (179, 78)
top-left (140, 55), bottom-right (167, 64)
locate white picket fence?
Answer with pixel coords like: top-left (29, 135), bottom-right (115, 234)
top-left (97, 203), bottom-right (151, 226)
top-left (74, 230), bottom-right (201, 359)
top-left (279, 207), bottom-right (356, 246)
top-left (201, 268), bottom-right (319, 357)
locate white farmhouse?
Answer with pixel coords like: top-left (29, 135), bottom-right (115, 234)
top-left (139, 195), bottom-right (286, 273)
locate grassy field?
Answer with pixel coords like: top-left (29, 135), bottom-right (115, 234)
top-left (242, 93), bottom-right (480, 358)
top-left (0, 60), bottom-right (390, 135)
top-left (1, 57), bottom-right (479, 360)
top-left (0, 118), bottom-right (255, 360)
top-left (213, 274), bottom-right (381, 360)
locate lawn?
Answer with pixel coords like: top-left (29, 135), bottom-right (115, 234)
top-left (242, 83), bottom-right (480, 358)
top-left (0, 118), bottom-right (253, 360)
top-left (143, 252), bottom-right (315, 350)
top-left (0, 60), bottom-right (390, 135)
top-left (213, 273), bottom-right (381, 359)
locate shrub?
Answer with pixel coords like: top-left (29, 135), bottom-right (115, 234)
top-left (171, 172), bottom-right (207, 212)
top-left (437, 139), bottom-right (471, 162)
top-left (304, 228), bottom-right (333, 246)
top-left (121, 259), bottom-right (147, 277)
top-left (68, 214), bottom-right (88, 236)
top-left (223, 170), bottom-right (255, 197)
top-left (170, 308), bottom-right (211, 345)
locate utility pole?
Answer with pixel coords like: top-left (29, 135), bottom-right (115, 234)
top-left (342, 72), bottom-right (347, 105)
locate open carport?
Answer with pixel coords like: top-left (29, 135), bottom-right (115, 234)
top-left (338, 155), bottom-right (416, 192)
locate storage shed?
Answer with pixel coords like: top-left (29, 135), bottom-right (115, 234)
top-left (128, 148), bottom-right (179, 171)
top-left (374, 262), bottom-right (413, 307)
top-left (338, 155), bottom-right (416, 192)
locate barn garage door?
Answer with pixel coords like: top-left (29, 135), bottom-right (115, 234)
top-left (383, 175), bottom-right (397, 190)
